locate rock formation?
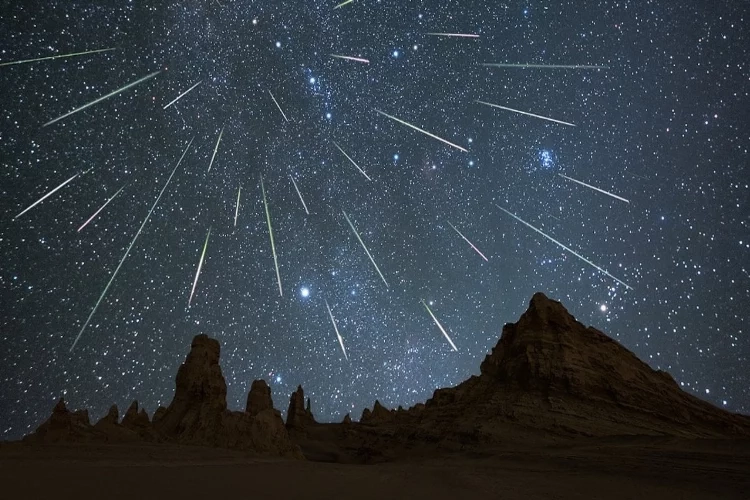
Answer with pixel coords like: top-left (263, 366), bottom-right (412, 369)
top-left (286, 386), bottom-right (316, 429)
top-left (246, 379), bottom-right (273, 416)
top-left (21, 294), bottom-right (750, 462)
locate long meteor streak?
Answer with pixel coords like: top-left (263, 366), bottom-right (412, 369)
top-left (261, 175), bottom-right (283, 297)
top-left (330, 54), bottom-right (370, 64)
top-left (421, 300), bottom-right (458, 351)
top-left (342, 210), bottom-right (388, 288)
top-left (71, 137), bottom-right (194, 351)
top-left (14, 172), bottom-right (79, 220)
top-left (446, 221), bottom-right (488, 261)
top-left (482, 63), bottom-right (608, 70)
top-left (375, 109), bottom-right (468, 152)
top-left (426, 33), bottom-right (479, 38)
top-left (234, 186), bottom-right (242, 226)
top-left (207, 126), bottom-right (224, 173)
top-left (334, 0), bottom-right (353, 8)
top-left (494, 204), bottom-right (633, 290)
top-left (268, 90), bottom-right (290, 122)
top-left (475, 100), bottom-right (576, 127)
top-left (77, 184), bottom-right (126, 232)
top-left (333, 142), bottom-right (372, 181)
top-left (43, 70), bottom-right (161, 127)
top-left (290, 176), bottom-right (309, 215)
top-left (189, 227), bottom-right (211, 307)
top-left (0, 47), bottom-right (116, 67)
top-left (163, 80), bottom-right (202, 109)
top-left (325, 300), bottom-right (348, 361)
top-left (558, 174), bottom-right (630, 203)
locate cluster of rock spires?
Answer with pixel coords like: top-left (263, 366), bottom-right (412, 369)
top-left (24, 293), bottom-right (750, 460)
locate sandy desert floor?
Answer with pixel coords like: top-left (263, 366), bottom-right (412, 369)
top-left (1, 438), bottom-right (749, 499)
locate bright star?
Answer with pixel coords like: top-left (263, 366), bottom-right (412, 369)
top-left (300, 287), bottom-right (310, 298)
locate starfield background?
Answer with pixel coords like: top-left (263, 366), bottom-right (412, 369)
top-left (1, 0), bottom-right (748, 439)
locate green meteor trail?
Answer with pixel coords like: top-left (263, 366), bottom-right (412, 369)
top-left (261, 175), bottom-right (283, 297)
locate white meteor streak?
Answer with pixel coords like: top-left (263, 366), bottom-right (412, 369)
top-left (14, 172), bottom-right (79, 220)
top-left (43, 70), bottom-right (161, 127)
top-left (342, 210), bottom-right (388, 288)
top-left (325, 300), bottom-right (348, 361)
top-left (475, 100), bottom-right (576, 127)
top-left (71, 137), bottom-right (194, 351)
top-left (268, 90), bottom-right (290, 122)
top-left (330, 54), bottom-right (370, 64)
top-left (426, 33), bottom-right (479, 38)
top-left (188, 227), bottom-right (211, 307)
top-left (207, 126), bottom-right (225, 173)
top-left (77, 184), bottom-right (126, 232)
top-left (334, 0), bottom-right (353, 9)
top-left (261, 175), bottom-right (283, 297)
top-left (333, 142), bottom-right (372, 181)
top-left (163, 80), bottom-right (202, 109)
top-left (0, 47), bottom-right (116, 67)
top-left (375, 109), bottom-right (468, 152)
top-left (494, 204), bottom-right (633, 290)
top-left (234, 186), bottom-right (241, 226)
top-left (290, 176), bottom-right (309, 215)
top-left (558, 174), bottom-right (630, 204)
top-left (421, 300), bottom-right (458, 351)
top-left (446, 220), bottom-right (488, 262)
top-left (482, 63), bottom-right (608, 70)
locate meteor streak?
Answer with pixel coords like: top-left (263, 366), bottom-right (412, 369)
top-left (261, 175), bottom-right (283, 297)
top-left (426, 33), bottom-right (479, 38)
top-left (234, 186), bottom-right (241, 226)
top-left (268, 90), bottom-right (290, 122)
top-left (14, 172), bottom-right (79, 220)
top-left (70, 137), bottom-right (194, 351)
top-left (482, 63), bottom-right (608, 70)
top-left (43, 70), bottom-right (161, 127)
top-left (333, 142), bottom-right (372, 181)
top-left (375, 109), bottom-right (468, 152)
top-left (207, 126), bottom-right (224, 173)
top-left (446, 220), bottom-right (488, 261)
top-left (0, 47), bottom-right (116, 67)
top-left (290, 176), bottom-right (309, 215)
top-left (342, 210), bottom-right (388, 288)
top-left (494, 204), bottom-right (633, 290)
top-left (325, 300), bottom-right (348, 361)
top-left (475, 100), bottom-right (576, 127)
top-left (421, 300), bottom-right (458, 351)
top-left (558, 173), bottom-right (630, 204)
top-left (330, 54), bottom-right (370, 64)
top-left (163, 80), bottom-right (202, 109)
top-left (77, 184), bottom-right (126, 232)
top-left (188, 227), bottom-right (211, 307)
top-left (334, 0), bottom-right (353, 8)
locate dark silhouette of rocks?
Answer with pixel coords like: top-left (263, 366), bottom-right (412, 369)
top-left (152, 406), bottom-right (167, 424)
top-left (20, 294), bottom-right (750, 464)
top-left (286, 386), bottom-right (316, 429)
top-left (246, 379), bottom-right (273, 416)
top-left (360, 400), bottom-right (395, 425)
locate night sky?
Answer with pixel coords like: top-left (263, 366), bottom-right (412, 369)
top-left (1, 1), bottom-right (748, 439)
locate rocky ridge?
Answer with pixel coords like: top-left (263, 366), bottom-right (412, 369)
top-left (23, 293), bottom-right (750, 462)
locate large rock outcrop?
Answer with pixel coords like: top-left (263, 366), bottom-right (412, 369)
top-left (286, 386), bottom-right (316, 429)
top-left (246, 380), bottom-right (273, 416)
top-left (412, 293), bottom-right (750, 439)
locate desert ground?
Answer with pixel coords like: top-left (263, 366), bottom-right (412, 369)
top-left (2, 437), bottom-right (749, 499)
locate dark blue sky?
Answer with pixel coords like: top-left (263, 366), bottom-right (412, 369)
top-left (1, 0), bottom-right (748, 439)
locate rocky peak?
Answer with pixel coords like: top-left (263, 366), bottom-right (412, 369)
top-left (246, 379), bottom-right (273, 416)
top-left (286, 385), bottom-right (316, 429)
top-left (155, 334), bottom-right (227, 439)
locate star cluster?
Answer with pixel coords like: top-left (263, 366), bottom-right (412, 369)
top-left (1, 1), bottom-right (748, 439)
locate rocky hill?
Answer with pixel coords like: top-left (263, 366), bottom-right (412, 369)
top-left (22, 293), bottom-right (750, 461)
